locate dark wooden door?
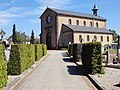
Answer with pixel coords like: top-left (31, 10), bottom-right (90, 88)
top-left (46, 29), bottom-right (52, 49)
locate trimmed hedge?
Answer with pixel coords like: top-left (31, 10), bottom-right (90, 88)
top-left (68, 44), bottom-right (73, 57)
top-left (82, 42), bottom-right (105, 74)
top-left (72, 43), bottom-right (82, 61)
top-left (42, 44), bottom-right (47, 56)
top-left (68, 43), bottom-right (82, 61)
top-left (7, 44), bottom-right (35, 75)
top-left (0, 45), bottom-right (8, 89)
top-left (68, 42), bottom-right (105, 74)
top-left (7, 44), bottom-right (47, 75)
top-left (26, 44), bottom-right (35, 69)
top-left (35, 44), bottom-right (43, 61)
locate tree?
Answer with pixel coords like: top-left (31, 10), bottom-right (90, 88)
top-left (12, 24), bottom-right (17, 44)
top-left (12, 24), bottom-right (24, 44)
top-left (16, 34), bottom-right (23, 44)
top-left (30, 30), bottom-right (35, 44)
top-left (35, 37), bottom-right (40, 44)
top-left (109, 29), bottom-right (118, 42)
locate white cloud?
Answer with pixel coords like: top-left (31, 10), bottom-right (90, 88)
top-left (0, 0), bottom-right (16, 7)
top-left (0, 6), bottom-right (22, 25)
top-left (7, 7), bottom-right (23, 13)
top-left (0, 19), bottom-right (9, 25)
top-left (0, 11), bottom-right (21, 18)
top-left (24, 0), bottom-right (70, 16)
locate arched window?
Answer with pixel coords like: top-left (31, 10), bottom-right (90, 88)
top-left (94, 35), bottom-right (97, 41)
top-left (101, 36), bottom-right (103, 42)
top-left (68, 19), bottom-right (72, 24)
top-left (90, 21), bottom-right (92, 27)
top-left (87, 35), bottom-right (90, 41)
top-left (84, 21), bottom-right (86, 26)
top-left (107, 36), bottom-right (109, 42)
top-left (76, 20), bottom-right (79, 25)
top-left (96, 22), bottom-right (98, 27)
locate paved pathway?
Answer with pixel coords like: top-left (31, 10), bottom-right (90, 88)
top-left (13, 50), bottom-right (96, 90)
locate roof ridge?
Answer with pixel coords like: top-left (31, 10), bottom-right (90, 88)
top-left (48, 7), bottom-right (106, 21)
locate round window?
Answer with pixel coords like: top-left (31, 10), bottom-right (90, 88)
top-left (47, 15), bottom-right (51, 24)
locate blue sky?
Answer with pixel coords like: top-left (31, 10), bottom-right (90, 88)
top-left (0, 0), bottom-right (120, 38)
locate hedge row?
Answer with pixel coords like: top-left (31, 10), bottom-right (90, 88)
top-left (42, 44), bottom-right (47, 56)
top-left (7, 44), bottom-right (47, 75)
top-left (35, 44), bottom-right (43, 61)
top-left (68, 42), bottom-right (105, 74)
top-left (0, 45), bottom-right (8, 89)
top-left (68, 44), bottom-right (73, 57)
top-left (82, 42), bottom-right (105, 74)
top-left (68, 43), bottom-right (82, 61)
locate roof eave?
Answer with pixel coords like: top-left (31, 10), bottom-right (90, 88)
top-left (74, 31), bottom-right (112, 34)
top-left (58, 13), bottom-right (106, 21)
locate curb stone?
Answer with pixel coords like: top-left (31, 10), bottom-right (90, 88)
top-left (74, 60), bottom-right (107, 90)
top-left (3, 54), bottom-right (49, 90)
top-left (87, 74), bottom-right (107, 90)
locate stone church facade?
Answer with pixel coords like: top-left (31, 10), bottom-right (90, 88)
top-left (40, 5), bottom-right (113, 49)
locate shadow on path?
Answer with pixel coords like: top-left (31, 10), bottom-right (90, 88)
top-left (114, 83), bottom-right (120, 87)
top-left (62, 52), bottom-right (89, 76)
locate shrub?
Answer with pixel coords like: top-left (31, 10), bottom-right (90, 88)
top-left (42, 44), bottom-right (47, 56)
top-left (7, 45), bottom-right (21, 75)
top-left (7, 44), bottom-right (35, 75)
top-left (82, 42), bottom-right (105, 74)
top-left (68, 44), bottom-right (73, 57)
top-left (26, 44), bottom-right (35, 69)
top-left (35, 44), bottom-right (43, 61)
top-left (72, 43), bottom-right (82, 61)
top-left (0, 45), bottom-right (8, 89)
top-left (100, 67), bottom-right (105, 74)
top-left (68, 43), bottom-right (82, 61)
top-left (113, 57), bottom-right (117, 64)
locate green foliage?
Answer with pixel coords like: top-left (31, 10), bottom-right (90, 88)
top-left (7, 45), bottom-right (21, 75)
top-left (7, 44), bottom-right (47, 75)
top-left (68, 44), bottom-right (73, 56)
top-left (35, 37), bottom-right (40, 44)
top-left (100, 67), bottom-right (105, 74)
top-left (30, 30), bottom-right (35, 44)
top-left (12, 24), bottom-right (24, 44)
top-left (7, 44), bottom-right (35, 75)
top-left (108, 49), bottom-right (117, 54)
top-left (26, 45), bottom-right (35, 69)
top-left (42, 44), bottom-right (47, 56)
top-left (68, 43), bottom-right (82, 61)
top-left (0, 45), bottom-right (8, 89)
top-left (35, 44), bottom-right (43, 61)
top-left (109, 29), bottom-right (118, 42)
top-left (12, 24), bottom-right (17, 44)
top-left (82, 42), bottom-right (105, 74)
top-left (72, 44), bottom-right (77, 60)
top-left (16, 34), bottom-right (23, 44)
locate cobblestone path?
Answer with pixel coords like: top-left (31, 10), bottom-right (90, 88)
top-left (13, 50), bottom-right (96, 90)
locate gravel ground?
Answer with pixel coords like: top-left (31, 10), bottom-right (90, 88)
top-left (91, 67), bottom-right (120, 90)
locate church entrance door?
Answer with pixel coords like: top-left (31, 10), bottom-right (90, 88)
top-left (46, 29), bottom-right (52, 49)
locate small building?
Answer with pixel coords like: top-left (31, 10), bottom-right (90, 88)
top-left (40, 5), bottom-right (113, 49)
